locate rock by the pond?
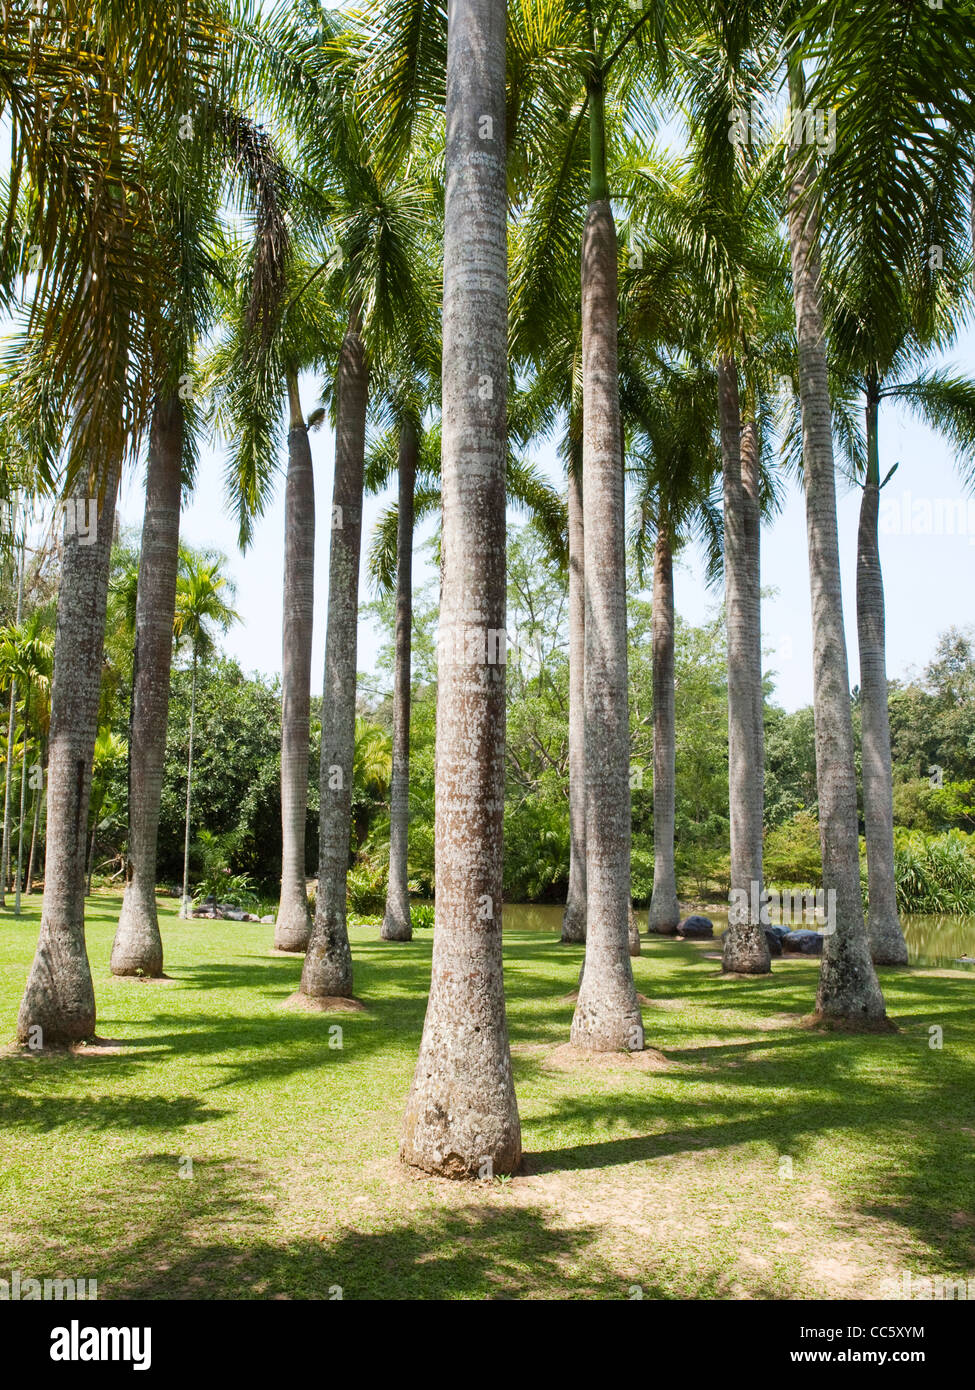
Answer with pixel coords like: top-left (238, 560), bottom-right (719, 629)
top-left (764, 928), bottom-right (783, 957)
top-left (261, 914), bottom-right (275, 925)
top-left (220, 906), bottom-right (247, 922)
top-left (781, 928), bottom-right (823, 955)
top-left (678, 914), bottom-right (714, 939)
top-left (766, 924), bottom-right (790, 942)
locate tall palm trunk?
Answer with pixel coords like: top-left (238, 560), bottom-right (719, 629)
top-left (26, 757), bottom-right (42, 894)
top-left (858, 383), bottom-right (907, 965)
top-left (2, 534), bottom-right (25, 903)
top-left (17, 463), bottom-right (120, 1045)
top-left (86, 795), bottom-right (100, 897)
top-left (561, 443), bottom-right (587, 943)
top-left (571, 74), bottom-right (643, 1052)
top-left (718, 357), bottom-right (770, 973)
top-left (401, 0), bottom-right (521, 1175)
top-left (381, 418), bottom-right (417, 942)
top-left (299, 315), bottom-right (368, 998)
top-left (14, 695), bottom-right (28, 915)
top-left (275, 374), bottom-right (316, 952)
top-left (179, 651), bottom-right (198, 918)
top-left (647, 517), bottom-right (681, 934)
top-left (112, 393), bottom-right (183, 975)
top-left (786, 59), bottom-right (887, 1026)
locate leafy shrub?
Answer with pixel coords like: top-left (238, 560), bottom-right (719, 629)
top-left (410, 902), bottom-right (435, 930)
top-left (764, 811), bottom-right (823, 889)
top-left (892, 830), bottom-right (975, 914)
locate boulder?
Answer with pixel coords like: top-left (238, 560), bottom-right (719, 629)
top-left (764, 928), bottom-right (783, 957)
top-left (766, 924), bottom-right (790, 942)
top-left (781, 928), bottom-right (823, 955)
top-left (678, 914), bottom-right (714, 939)
top-left (261, 914), bottom-right (275, 925)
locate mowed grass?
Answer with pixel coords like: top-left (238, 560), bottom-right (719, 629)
top-left (1, 892), bottom-right (974, 1300)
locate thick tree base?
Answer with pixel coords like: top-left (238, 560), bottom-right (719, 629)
top-left (399, 1108), bottom-right (522, 1180)
top-left (273, 898), bottom-right (311, 954)
top-left (803, 1011), bottom-right (898, 1034)
top-left (868, 921), bottom-right (909, 967)
top-left (721, 924), bottom-right (771, 976)
top-left (561, 901), bottom-right (586, 944)
top-left (111, 890), bottom-right (165, 978)
top-left (282, 992), bottom-right (366, 1013)
top-left (570, 976), bottom-right (644, 1053)
top-left (380, 911), bottom-right (413, 942)
top-left (18, 938), bottom-right (96, 1048)
top-left (299, 927), bottom-right (353, 998)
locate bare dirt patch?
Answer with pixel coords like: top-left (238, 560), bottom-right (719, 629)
top-left (542, 1042), bottom-right (669, 1072)
top-left (281, 992), bottom-right (367, 1013)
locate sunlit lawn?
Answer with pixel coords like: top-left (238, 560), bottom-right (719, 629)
top-left (1, 891), bottom-right (973, 1299)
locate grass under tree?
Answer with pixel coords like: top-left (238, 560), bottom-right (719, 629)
top-left (2, 892), bottom-right (973, 1300)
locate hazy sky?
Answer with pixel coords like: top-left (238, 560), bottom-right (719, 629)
top-left (114, 322), bottom-right (975, 714)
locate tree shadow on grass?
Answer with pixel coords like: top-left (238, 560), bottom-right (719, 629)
top-left (0, 1087), bottom-right (225, 1133)
top-left (57, 1151), bottom-right (654, 1300)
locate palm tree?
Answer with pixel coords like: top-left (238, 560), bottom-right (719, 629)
top-left (204, 234), bottom-right (342, 954)
top-left (805, 5), bottom-right (975, 967)
top-left (87, 729), bottom-right (127, 897)
top-left (11, 4), bottom-right (261, 1042)
top-left (782, 53), bottom-right (888, 1027)
top-left (399, 0), bottom-right (521, 1177)
top-left (626, 357), bottom-right (723, 936)
top-left (172, 548), bottom-right (239, 916)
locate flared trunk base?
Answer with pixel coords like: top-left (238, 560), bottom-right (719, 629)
top-left (380, 906), bottom-right (413, 942)
top-left (111, 884), bottom-right (164, 977)
top-left (299, 922), bottom-right (353, 998)
top-left (570, 963), bottom-right (644, 1053)
top-left (274, 892), bottom-right (312, 953)
top-left (868, 914), bottom-right (909, 966)
top-left (721, 923), bottom-right (771, 975)
top-left (561, 899), bottom-right (586, 943)
top-left (17, 935), bottom-right (96, 1046)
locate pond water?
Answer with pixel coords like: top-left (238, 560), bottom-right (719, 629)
top-left (499, 902), bottom-right (975, 970)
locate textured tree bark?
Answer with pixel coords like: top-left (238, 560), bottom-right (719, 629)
top-left (275, 375), bottom-right (316, 952)
top-left (400, 0), bottom-right (521, 1175)
top-left (112, 393), bottom-right (183, 975)
top-left (179, 652), bottom-right (198, 918)
top-left (2, 536), bottom-right (25, 904)
top-left (561, 446), bottom-right (587, 943)
top-left (857, 391), bottom-right (907, 965)
top-left (17, 463), bottom-right (119, 1045)
top-left (718, 359), bottom-right (770, 973)
top-left (14, 699), bottom-right (28, 913)
top-left (570, 82), bottom-right (643, 1052)
top-left (647, 520), bottom-right (681, 935)
top-left (786, 60), bottom-right (888, 1026)
top-left (299, 317), bottom-right (368, 998)
top-left (381, 419), bottom-right (417, 942)
top-left (26, 758), bottom-right (42, 894)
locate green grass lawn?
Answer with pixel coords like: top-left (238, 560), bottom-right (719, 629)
top-left (1, 892), bottom-right (974, 1300)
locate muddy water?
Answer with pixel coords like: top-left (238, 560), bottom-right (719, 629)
top-left (499, 902), bottom-right (975, 970)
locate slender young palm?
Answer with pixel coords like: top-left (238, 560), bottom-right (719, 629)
top-left (563, 429), bottom-right (587, 942)
top-left (400, 0), bottom-right (521, 1177)
top-left (172, 549), bottom-right (239, 915)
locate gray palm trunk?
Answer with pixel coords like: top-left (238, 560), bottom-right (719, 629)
top-left (17, 463), bottom-right (120, 1045)
top-left (561, 448), bottom-right (587, 943)
top-left (718, 357), bottom-right (770, 973)
top-left (647, 520), bottom-right (681, 934)
top-left (400, 0), bottom-right (521, 1175)
top-left (381, 418), bottom-right (417, 943)
top-left (786, 61), bottom-right (888, 1026)
top-left (275, 374), bottom-right (316, 952)
top-left (857, 388), bottom-right (907, 965)
top-left (299, 317), bottom-right (368, 999)
top-left (26, 759), bottom-right (42, 894)
top-left (179, 651), bottom-right (198, 917)
top-left (112, 393), bottom-right (183, 975)
top-left (14, 696), bottom-right (28, 913)
top-left (569, 124), bottom-right (643, 1051)
top-left (2, 535), bottom-right (25, 903)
